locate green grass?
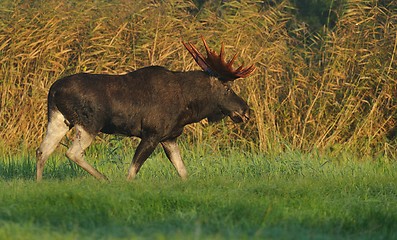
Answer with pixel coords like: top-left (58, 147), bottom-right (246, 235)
top-left (0, 143), bottom-right (396, 239)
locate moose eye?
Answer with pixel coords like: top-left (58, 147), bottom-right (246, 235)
top-left (224, 88), bottom-right (231, 95)
top-left (224, 85), bottom-right (232, 94)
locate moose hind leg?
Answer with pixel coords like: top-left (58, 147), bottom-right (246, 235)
top-left (36, 110), bottom-right (69, 181)
top-left (161, 139), bottom-right (188, 180)
top-left (66, 125), bottom-right (107, 180)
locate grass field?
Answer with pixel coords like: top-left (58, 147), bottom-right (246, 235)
top-left (1, 142), bottom-right (396, 239)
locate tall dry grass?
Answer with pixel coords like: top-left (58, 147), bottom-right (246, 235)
top-left (0, 0), bottom-right (396, 156)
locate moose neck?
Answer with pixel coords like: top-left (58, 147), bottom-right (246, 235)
top-left (178, 72), bottom-right (224, 125)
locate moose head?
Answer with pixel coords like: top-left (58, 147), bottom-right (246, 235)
top-left (183, 37), bottom-right (255, 123)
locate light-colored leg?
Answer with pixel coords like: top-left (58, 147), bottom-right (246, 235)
top-left (36, 110), bottom-right (69, 181)
top-left (161, 139), bottom-right (188, 180)
top-left (66, 125), bottom-right (107, 180)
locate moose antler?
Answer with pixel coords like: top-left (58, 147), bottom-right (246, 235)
top-left (182, 36), bottom-right (256, 82)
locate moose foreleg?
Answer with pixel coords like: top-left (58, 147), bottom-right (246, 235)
top-left (127, 138), bottom-right (159, 180)
top-left (161, 139), bottom-right (187, 180)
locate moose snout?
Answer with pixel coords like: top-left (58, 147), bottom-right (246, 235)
top-left (230, 108), bottom-right (251, 123)
top-left (242, 108), bottom-right (251, 122)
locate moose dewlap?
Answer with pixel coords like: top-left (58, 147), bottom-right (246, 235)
top-left (36, 37), bottom-right (255, 181)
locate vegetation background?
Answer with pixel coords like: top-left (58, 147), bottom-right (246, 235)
top-left (0, 0), bottom-right (396, 156)
top-left (0, 1), bottom-right (396, 239)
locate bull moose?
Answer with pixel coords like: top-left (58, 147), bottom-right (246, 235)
top-left (36, 37), bottom-right (255, 181)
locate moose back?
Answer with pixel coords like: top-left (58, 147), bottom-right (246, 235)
top-left (36, 37), bottom-right (255, 181)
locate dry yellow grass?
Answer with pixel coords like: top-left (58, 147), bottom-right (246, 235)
top-left (0, 0), bottom-right (396, 155)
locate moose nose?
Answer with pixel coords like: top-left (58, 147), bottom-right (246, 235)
top-left (230, 108), bottom-right (251, 123)
top-left (242, 108), bottom-right (252, 122)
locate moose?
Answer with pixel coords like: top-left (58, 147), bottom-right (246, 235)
top-left (36, 37), bottom-right (255, 181)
